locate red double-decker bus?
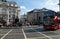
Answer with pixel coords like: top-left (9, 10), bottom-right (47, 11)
top-left (43, 13), bottom-right (60, 30)
top-left (54, 13), bottom-right (60, 29)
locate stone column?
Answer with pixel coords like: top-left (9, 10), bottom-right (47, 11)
top-left (7, 9), bottom-right (9, 26)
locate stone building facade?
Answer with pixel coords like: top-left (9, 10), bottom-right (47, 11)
top-left (0, 0), bottom-right (20, 25)
top-left (27, 8), bottom-right (56, 25)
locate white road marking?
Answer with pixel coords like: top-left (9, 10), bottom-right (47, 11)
top-left (22, 28), bottom-right (27, 39)
top-left (28, 37), bottom-right (46, 39)
top-left (30, 26), bottom-right (52, 39)
top-left (1, 29), bottom-right (13, 39)
top-left (36, 31), bottom-right (52, 39)
top-left (51, 35), bottom-right (60, 37)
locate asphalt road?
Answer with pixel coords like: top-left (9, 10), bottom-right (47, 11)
top-left (23, 25), bottom-right (60, 39)
top-left (0, 25), bottom-right (60, 39)
top-left (0, 27), bottom-right (24, 39)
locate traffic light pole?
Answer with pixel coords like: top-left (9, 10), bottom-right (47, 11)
top-left (58, 0), bottom-right (60, 12)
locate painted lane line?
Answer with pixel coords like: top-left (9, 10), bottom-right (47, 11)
top-left (50, 35), bottom-right (60, 37)
top-left (30, 26), bottom-right (52, 39)
top-left (1, 29), bottom-right (13, 39)
top-left (35, 31), bottom-right (52, 39)
top-left (28, 37), bottom-right (46, 39)
top-left (22, 28), bottom-right (27, 39)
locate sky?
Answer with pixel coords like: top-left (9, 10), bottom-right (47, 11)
top-left (8, 0), bottom-right (59, 15)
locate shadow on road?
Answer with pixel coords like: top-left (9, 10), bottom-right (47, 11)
top-left (34, 28), bottom-right (53, 32)
top-left (24, 29), bottom-right (36, 33)
top-left (24, 28), bottom-right (52, 33)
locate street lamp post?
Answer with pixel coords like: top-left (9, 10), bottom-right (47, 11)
top-left (58, 0), bottom-right (60, 12)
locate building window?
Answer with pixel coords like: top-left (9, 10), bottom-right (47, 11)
top-left (39, 17), bottom-right (41, 20)
top-left (15, 5), bottom-right (17, 7)
top-left (9, 11), bottom-right (11, 13)
top-left (9, 15), bottom-right (11, 17)
top-left (9, 8), bottom-right (11, 10)
top-left (9, 8), bottom-right (12, 13)
top-left (11, 4), bottom-right (13, 6)
top-left (2, 15), bottom-right (7, 21)
top-left (13, 9), bottom-right (16, 13)
top-left (2, 9), bottom-right (7, 13)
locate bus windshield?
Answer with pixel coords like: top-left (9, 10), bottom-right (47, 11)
top-left (43, 16), bottom-right (54, 26)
